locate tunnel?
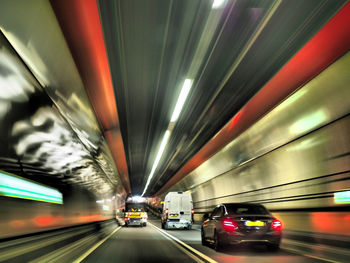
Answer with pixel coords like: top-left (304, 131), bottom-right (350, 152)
top-left (0, 0), bottom-right (349, 262)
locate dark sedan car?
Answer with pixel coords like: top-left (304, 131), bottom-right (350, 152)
top-left (201, 203), bottom-right (282, 251)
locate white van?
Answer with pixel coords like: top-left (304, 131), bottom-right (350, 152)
top-left (161, 191), bottom-right (193, 230)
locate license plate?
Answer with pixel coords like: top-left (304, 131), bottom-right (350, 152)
top-left (245, 221), bottom-right (265, 226)
top-left (170, 214), bottom-right (178, 217)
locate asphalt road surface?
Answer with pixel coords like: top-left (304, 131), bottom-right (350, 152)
top-left (80, 216), bottom-right (347, 263)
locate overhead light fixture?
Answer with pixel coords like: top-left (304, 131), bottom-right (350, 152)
top-left (212, 0), bottom-right (227, 9)
top-left (0, 170), bottom-right (63, 204)
top-left (170, 79), bottom-right (193, 122)
top-left (142, 79), bottom-right (193, 196)
top-left (142, 130), bottom-right (170, 196)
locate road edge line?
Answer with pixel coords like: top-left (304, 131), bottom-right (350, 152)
top-left (157, 231), bottom-right (205, 263)
top-left (282, 246), bottom-right (340, 263)
top-left (73, 226), bottom-right (122, 263)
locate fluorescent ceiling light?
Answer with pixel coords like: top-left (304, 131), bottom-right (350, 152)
top-left (142, 130), bottom-right (170, 196)
top-left (142, 78), bottom-right (193, 196)
top-left (170, 79), bottom-right (193, 122)
top-left (212, 0), bottom-right (226, 9)
top-left (0, 170), bottom-right (63, 204)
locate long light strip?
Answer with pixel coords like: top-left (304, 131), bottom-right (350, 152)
top-left (0, 170), bottom-right (63, 204)
top-left (142, 79), bottom-right (193, 196)
top-left (170, 79), bottom-right (193, 122)
top-left (212, 0), bottom-right (227, 9)
top-left (142, 130), bottom-right (170, 196)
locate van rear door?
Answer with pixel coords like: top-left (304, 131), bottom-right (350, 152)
top-left (168, 194), bottom-right (180, 219)
top-left (179, 194), bottom-right (192, 221)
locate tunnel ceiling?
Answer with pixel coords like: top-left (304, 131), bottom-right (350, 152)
top-left (95, 0), bottom-right (345, 196)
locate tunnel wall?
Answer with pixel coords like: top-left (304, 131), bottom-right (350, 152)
top-left (0, 189), bottom-right (118, 239)
top-left (166, 51), bottom-right (350, 236)
top-left (0, 0), bottom-right (126, 239)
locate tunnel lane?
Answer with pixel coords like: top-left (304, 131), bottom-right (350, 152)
top-left (70, 216), bottom-right (349, 263)
top-left (80, 221), bottom-right (204, 263)
top-left (145, 217), bottom-right (346, 263)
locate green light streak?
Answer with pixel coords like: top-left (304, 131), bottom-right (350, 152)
top-left (334, 190), bottom-right (350, 204)
top-left (0, 170), bottom-right (63, 204)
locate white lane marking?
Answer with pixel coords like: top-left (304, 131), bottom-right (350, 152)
top-left (283, 239), bottom-right (350, 256)
top-left (73, 226), bottom-right (122, 263)
top-left (149, 222), bottom-right (218, 263)
top-left (281, 240), bottom-right (341, 263)
top-left (283, 247), bottom-right (340, 263)
top-left (159, 233), bottom-right (205, 263)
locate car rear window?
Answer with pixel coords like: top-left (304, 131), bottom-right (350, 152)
top-left (225, 204), bottom-right (269, 215)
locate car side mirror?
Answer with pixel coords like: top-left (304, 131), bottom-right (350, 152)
top-left (203, 213), bottom-right (209, 220)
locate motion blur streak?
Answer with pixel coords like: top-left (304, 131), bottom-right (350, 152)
top-left (33, 216), bottom-right (62, 227)
top-left (334, 190), bottom-right (350, 204)
top-left (0, 170), bottom-right (63, 204)
top-left (157, 1), bottom-right (350, 195)
top-left (50, 0), bottom-right (131, 193)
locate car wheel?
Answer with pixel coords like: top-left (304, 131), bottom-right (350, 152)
top-left (187, 224), bottom-right (192, 230)
top-left (161, 222), bottom-right (165, 229)
top-left (164, 222), bottom-right (168, 230)
top-left (125, 222), bottom-right (128, 227)
top-left (143, 222), bottom-right (147, 227)
top-left (267, 243), bottom-right (280, 251)
top-left (214, 231), bottom-right (224, 252)
top-left (201, 229), bottom-right (208, 246)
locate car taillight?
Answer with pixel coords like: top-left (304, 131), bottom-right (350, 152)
top-left (124, 217), bottom-right (129, 221)
top-left (271, 219), bottom-right (282, 231)
top-left (191, 209), bottom-right (194, 214)
top-left (222, 219), bottom-right (238, 232)
top-left (165, 209), bottom-right (169, 219)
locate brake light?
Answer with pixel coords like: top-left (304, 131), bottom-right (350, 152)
top-left (191, 209), bottom-right (194, 214)
top-left (165, 209), bottom-right (169, 219)
top-left (271, 219), bottom-right (282, 231)
top-left (222, 219), bottom-right (238, 232)
top-left (124, 217), bottom-right (129, 221)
